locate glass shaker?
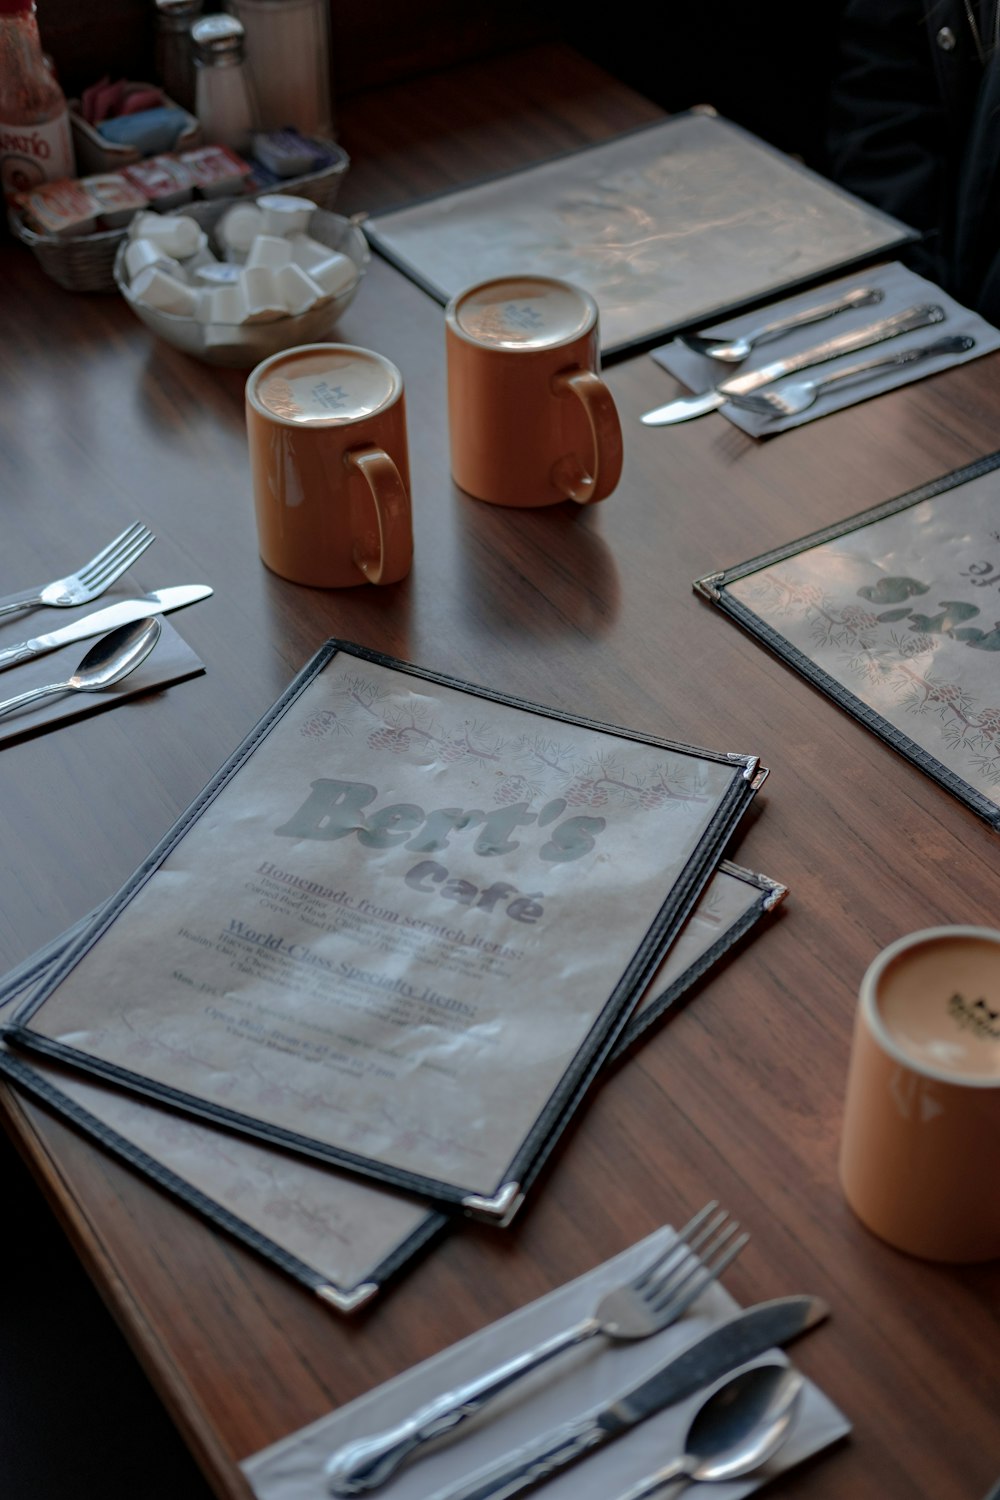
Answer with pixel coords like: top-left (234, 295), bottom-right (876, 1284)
top-left (191, 13), bottom-right (256, 153)
top-left (154, 0), bottom-right (203, 114)
top-left (225, 0), bottom-right (333, 138)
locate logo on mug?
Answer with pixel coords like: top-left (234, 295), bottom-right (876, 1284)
top-left (503, 301), bottom-right (545, 331)
top-left (948, 990), bottom-right (1000, 1038)
top-left (311, 380), bottom-right (351, 411)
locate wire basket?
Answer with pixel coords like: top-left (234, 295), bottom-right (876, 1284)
top-left (9, 139), bottom-right (350, 294)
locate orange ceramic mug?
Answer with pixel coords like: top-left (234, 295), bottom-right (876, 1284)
top-left (445, 275), bottom-right (623, 507)
top-left (839, 926), bottom-right (1000, 1262)
top-left (245, 343), bottom-right (413, 587)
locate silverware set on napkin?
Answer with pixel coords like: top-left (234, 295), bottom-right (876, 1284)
top-left (641, 290), bottom-right (976, 426)
top-left (323, 1202), bottom-right (825, 1500)
top-left (0, 521), bottom-right (212, 723)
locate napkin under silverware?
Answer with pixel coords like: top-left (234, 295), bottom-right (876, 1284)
top-left (650, 262), bottom-right (1000, 437)
top-left (242, 1228), bottom-right (850, 1500)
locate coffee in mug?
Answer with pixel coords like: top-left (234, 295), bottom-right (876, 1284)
top-left (245, 343), bottom-right (413, 587)
top-left (839, 926), bottom-right (1000, 1261)
top-left (445, 275), bottom-right (623, 508)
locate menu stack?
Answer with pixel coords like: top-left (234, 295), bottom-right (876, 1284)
top-left (0, 641), bottom-right (784, 1307)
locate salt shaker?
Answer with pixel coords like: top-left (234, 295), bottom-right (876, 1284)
top-left (191, 13), bottom-right (255, 153)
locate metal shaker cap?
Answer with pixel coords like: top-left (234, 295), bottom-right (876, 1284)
top-left (190, 13), bottom-right (247, 63)
top-left (156, 0), bottom-right (203, 16)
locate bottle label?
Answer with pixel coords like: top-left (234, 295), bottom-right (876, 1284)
top-left (0, 110), bottom-right (74, 199)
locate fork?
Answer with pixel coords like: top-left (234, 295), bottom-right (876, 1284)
top-left (324, 1201), bottom-right (749, 1496)
top-left (0, 522), bottom-right (156, 619)
top-left (726, 333), bottom-right (976, 419)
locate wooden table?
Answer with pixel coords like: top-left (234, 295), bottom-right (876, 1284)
top-left (2, 41), bottom-right (998, 1500)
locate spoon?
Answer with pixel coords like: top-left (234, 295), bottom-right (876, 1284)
top-left (680, 285), bottom-right (883, 363)
top-left (612, 1360), bottom-right (805, 1500)
top-left (0, 616), bottom-right (162, 720)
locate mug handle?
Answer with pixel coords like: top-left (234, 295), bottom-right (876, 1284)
top-left (344, 444), bottom-right (413, 585)
top-left (550, 367), bottom-right (624, 505)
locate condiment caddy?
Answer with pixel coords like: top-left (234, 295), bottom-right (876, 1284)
top-left (7, 133), bottom-right (349, 293)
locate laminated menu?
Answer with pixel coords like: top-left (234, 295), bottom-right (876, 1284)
top-left (0, 861), bottom-right (784, 1310)
top-left (3, 643), bottom-right (764, 1219)
top-left (695, 451), bottom-right (1000, 827)
top-left (365, 112), bottom-right (915, 359)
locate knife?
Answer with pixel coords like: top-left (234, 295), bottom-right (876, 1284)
top-left (421, 1296), bottom-right (828, 1500)
top-left (0, 586), bottom-right (213, 671)
top-left (641, 302), bottom-right (946, 424)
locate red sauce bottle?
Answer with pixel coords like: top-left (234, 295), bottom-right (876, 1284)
top-left (0, 0), bottom-right (74, 202)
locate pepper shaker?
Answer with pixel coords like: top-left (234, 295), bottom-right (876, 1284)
top-left (154, 0), bottom-right (203, 113)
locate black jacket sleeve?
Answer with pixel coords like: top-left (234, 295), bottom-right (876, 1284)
top-left (824, 0), bottom-right (958, 284)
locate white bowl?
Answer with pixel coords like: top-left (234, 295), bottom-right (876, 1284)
top-left (114, 207), bottom-right (369, 368)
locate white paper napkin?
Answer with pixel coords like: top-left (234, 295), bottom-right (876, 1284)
top-left (650, 262), bottom-right (1000, 436)
top-left (242, 1226), bottom-right (850, 1500)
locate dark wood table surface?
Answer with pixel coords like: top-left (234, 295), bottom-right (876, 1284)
top-left (2, 41), bottom-right (998, 1500)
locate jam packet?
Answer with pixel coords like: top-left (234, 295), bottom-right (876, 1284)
top-left (121, 153), bottom-right (194, 210)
